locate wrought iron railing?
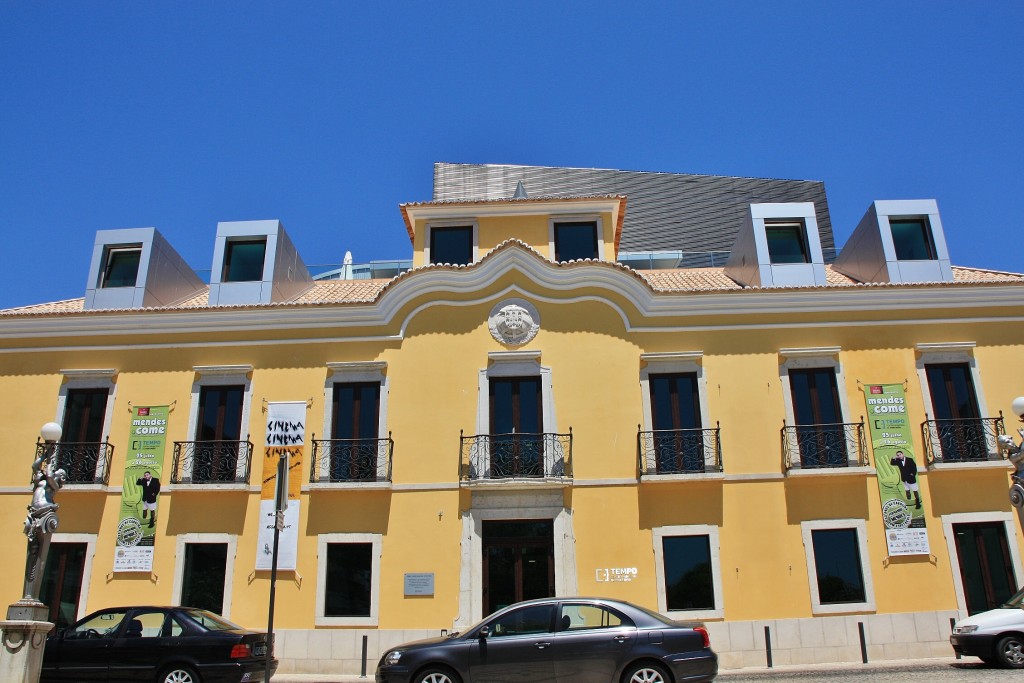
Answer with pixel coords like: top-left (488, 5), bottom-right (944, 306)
top-left (921, 416), bottom-right (1005, 464)
top-left (637, 424), bottom-right (722, 475)
top-left (460, 430), bottom-right (572, 481)
top-left (171, 439), bottom-right (253, 484)
top-left (309, 434), bottom-right (393, 482)
top-left (782, 421), bottom-right (868, 470)
top-left (48, 441), bottom-right (114, 485)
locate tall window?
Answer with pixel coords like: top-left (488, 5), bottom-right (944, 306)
top-left (890, 217), bottom-right (936, 260)
top-left (765, 221), bottom-right (809, 264)
top-left (40, 542), bottom-right (87, 629)
top-left (926, 363), bottom-right (984, 461)
top-left (789, 367), bottom-right (847, 467)
top-left (60, 388), bottom-right (109, 483)
top-left (810, 528), bottom-right (866, 604)
top-left (801, 519), bottom-right (874, 614)
top-left (330, 382), bottom-right (381, 481)
top-left (649, 373), bottom-right (703, 473)
top-left (181, 543), bottom-right (228, 615)
top-left (489, 377), bottom-right (543, 477)
top-left (429, 226), bottom-right (473, 265)
top-left (324, 543), bottom-right (373, 618)
top-left (662, 535), bottom-right (714, 611)
top-left (222, 239), bottom-right (267, 282)
top-left (553, 221), bottom-right (598, 262)
top-left (195, 385), bottom-right (245, 482)
top-left (101, 246), bottom-right (142, 288)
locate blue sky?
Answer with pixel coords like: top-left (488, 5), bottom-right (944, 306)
top-left (1, 2), bottom-right (1021, 309)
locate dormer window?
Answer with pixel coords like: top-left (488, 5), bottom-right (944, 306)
top-left (222, 238), bottom-right (267, 282)
top-left (429, 226), bottom-right (473, 266)
top-left (889, 217), bottom-right (936, 261)
top-left (765, 221), bottom-right (810, 264)
top-left (553, 221), bottom-right (598, 262)
top-left (101, 246), bottom-right (142, 288)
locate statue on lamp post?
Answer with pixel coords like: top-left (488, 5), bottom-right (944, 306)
top-left (16, 423), bottom-right (66, 611)
top-left (998, 397), bottom-right (1024, 530)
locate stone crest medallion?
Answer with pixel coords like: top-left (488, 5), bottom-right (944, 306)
top-left (488, 299), bottom-right (540, 346)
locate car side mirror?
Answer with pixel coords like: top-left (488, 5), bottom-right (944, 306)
top-left (478, 626), bottom-right (490, 640)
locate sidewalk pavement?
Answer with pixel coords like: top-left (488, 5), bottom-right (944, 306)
top-left (270, 656), bottom-right (965, 682)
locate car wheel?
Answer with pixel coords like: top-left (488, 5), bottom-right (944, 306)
top-left (413, 666), bottom-right (462, 683)
top-left (623, 661), bottom-right (670, 683)
top-left (159, 665), bottom-right (201, 683)
top-left (996, 635), bottom-right (1024, 668)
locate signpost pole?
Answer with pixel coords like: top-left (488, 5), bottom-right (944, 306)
top-left (265, 452), bottom-right (288, 683)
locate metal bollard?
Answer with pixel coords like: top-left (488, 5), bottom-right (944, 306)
top-left (361, 634), bottom-right (369, 677)
top-left (858, 622), bottom-right (868, 663)
top-left (764, 625), bottom-right (773, 668)
top-left (950, 618), bottom-right (960, 659)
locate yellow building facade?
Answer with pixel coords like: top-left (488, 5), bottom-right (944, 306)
top-left (2, 164), bottom-right (1024, 674)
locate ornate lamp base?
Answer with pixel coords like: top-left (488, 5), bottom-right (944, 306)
top-left (0, 604), bottom-right (52, 683)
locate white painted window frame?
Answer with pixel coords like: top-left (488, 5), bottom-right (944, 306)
top-left (425, 220), bottom-right (479, 266)
top-left (639, 352), bottom-right (711, 471)
top-left (942, 511), bottom-right (1024, 617)
top-left (548, 214), bottom-right (605, 262)
top-left (316, 532), bottom-right (382, 626)
top-left (915, 342), bottom-right (997, 458)
top-left (50, 532), bottom-right (97, 623)
top-left (779, 347), bottom-right (858, 467)
top-left (475, 351), bottom-right (558, 477)
top-left (185, 365), bottom-right (254, 482)
top-left (652, 524), bottom-right (723, 620)
top-left (320, 361), bottom-right (389, 480)
top-left (171, 533), bottom-right (238, 620)
top-left (801, 518), bottom-right (876, 614)
top-left (55, 369), bottom-right (119, 485)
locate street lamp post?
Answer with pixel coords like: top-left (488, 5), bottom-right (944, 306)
top-left (0, 422), bottom-right (67, 682)
top-left (998, 398), bottom-right (1024, 530)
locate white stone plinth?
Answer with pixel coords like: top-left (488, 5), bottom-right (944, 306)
top-left (0, 619), bottom-right (53, 683)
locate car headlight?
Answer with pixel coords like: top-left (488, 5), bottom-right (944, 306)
top-left (384, 650), bottom-right (403, 665)
top-left (955, 625), bottom-right (979, 634)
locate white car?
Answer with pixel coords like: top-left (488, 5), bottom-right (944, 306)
top-left (950, 588), bottom-right (1024, 668)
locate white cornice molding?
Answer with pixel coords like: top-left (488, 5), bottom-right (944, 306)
top-left (779, 346), bottom-right (842, 358)
top-left (404, 198), bottom-right (622, 222)
top-left (326, 361), bottom-right (387, 373)
top-left (2, 245), bottom-right (1024, 346)
top-left (640, 352), bottom-right (703, 363)
top-left (192, 364), bottom-right (253, 375)
top-left (60, 368), bottom-right (118, 378)
top-left (488, 350), bottom-right (541, 363)
top-left (915, 341), bottom-right (977, 352)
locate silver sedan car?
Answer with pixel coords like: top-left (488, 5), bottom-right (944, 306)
top-left (376, 597), bottom-right (717, 683)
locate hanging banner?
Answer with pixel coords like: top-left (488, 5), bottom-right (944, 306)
top-left (114, 405), bottom-right (169, 572)
top-left (256, 401), bottom-right (305, 571)
top-left (862, 383), bottom-right (930, 556)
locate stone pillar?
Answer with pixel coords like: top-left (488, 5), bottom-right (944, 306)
top-left (0, 602), bottom-right (52, 683)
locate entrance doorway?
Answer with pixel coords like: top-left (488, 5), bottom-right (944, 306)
top-left (40, 542), bottom-right (87, 629)
top-left (181, 543), bottom-right (228, 614)
top-left (482, 520), bottom-right (554, 615)
top-left (954, 522), bottom-right (1017, 614)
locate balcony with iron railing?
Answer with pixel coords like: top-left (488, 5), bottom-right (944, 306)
top-left (637, 424), bottom-right (723, 479)
top-left (459, 430), bottom-right (572, 486)
top-left (170, 439), bottom-right (254, 485)
top-left (782, 421), bottom-right (870, 473)
top-left (309, 434), bottom-right (393, 484)
top-left (39, 440), bottom-right (114, 486)
top-left (921, 415), bottom-right (1006, 466)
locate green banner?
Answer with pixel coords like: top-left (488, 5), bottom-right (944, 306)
top-left (114, 405), bottom-right (169, 572)
top-left (863, 383), bottom-right (929, 556)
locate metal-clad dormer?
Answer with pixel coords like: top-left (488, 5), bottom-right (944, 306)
top-left (724, 203), bottom-right (828, 288)
top-left (207, 220), bottom-right (313, 306)
top-left (84, 228), bottom-right (204, 310)
top-left (833, 200), bottom-right (953, 284)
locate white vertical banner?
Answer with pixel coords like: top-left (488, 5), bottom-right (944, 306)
top-left (256, 401), bottom-right (305, 571)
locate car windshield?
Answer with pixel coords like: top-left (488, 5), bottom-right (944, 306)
top-left (183, 609), bottom-right (243, 631)
top-left (999, 586), bottom-right (1024, 609)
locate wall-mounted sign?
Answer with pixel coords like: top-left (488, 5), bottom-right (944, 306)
top-left (114, 405), bottom-right (169, 572)
top-left (404, 573), bottom-right (435, 596)
top-left (595, 567), bottom-right (638, 582)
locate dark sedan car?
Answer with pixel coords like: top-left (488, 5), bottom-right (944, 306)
top-left (42, 605), bottom-right (276, 683)
top-left (376, 597), bottom-right (717, 683)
